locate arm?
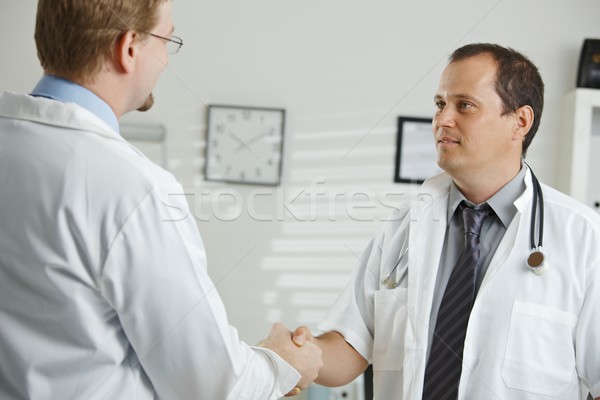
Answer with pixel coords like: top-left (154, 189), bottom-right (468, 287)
top-left (313, 331), bottom-right (369, 387)
top-left (292, 219), bottom-right (405, 388)
top-left (293, 327), bottom-right (368, 387)
top-left (292, 233), bottom-right (390, 387)
top-left (101, 185), bottom-right (310, 399)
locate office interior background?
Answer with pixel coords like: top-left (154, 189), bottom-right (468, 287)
top-left (2, 1), bottom-right (600, 398)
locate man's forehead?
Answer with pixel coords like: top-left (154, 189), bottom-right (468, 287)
top-left (439, 57), bottom-right (497, 85)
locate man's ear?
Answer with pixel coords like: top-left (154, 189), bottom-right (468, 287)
top-left (513, 105), bottom-right (534, 141)
top-left (114, 30), bottom-right (139, 73)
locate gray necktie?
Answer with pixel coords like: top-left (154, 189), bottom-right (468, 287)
top-left (422, 201), bottom-right (491, 400)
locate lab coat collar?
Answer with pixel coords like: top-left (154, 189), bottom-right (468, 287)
top-left (30, 75), bottom-right (120, 135)
top-left (0, 91), bottom-right (125, 144)
top-left (475, 166), bottom-right (535, 293)
top-left (411, 166), bottom-right (535, 230)
top-left (446, 166), bottom-right (527, 228)
top-left (514, 166), bottom-right (535, 213)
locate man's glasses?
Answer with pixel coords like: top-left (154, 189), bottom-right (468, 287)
top-left (146, 33), bottom-right (184, 54)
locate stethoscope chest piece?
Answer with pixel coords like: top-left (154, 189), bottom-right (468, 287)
top-left (527, 248), bottom-right (547, 276)
top-left (383, 246), bottom-right (409, 289)
top-left (382, 277), bottom-right (398, 289)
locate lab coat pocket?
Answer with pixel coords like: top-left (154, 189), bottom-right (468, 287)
top-left (373, 288), bottom-right (408, 371)
top-left (502, 300), bottom-right (578, 396)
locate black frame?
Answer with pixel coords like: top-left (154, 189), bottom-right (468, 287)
top-left (394, 116), bottom-right (436, 184)
top-left (204, 104), bottom-right (286, 186)
top-left (577, 38), bottom-right (600, 88)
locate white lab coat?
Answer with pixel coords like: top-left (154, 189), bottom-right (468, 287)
top-left (319, 170), bottom-right (600, 399)
top-left (0, 92), bottom-right (299, 399)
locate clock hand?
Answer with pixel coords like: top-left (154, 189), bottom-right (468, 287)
top-left (235, 131), bottom-right (270, 153)
top-left (227, 131), bottom-right (246, 147)
top-left (226, 131), bottom-right (259, 158)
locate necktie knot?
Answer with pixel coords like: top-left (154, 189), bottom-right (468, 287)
top-left (460, 201), bottom-right (491, 237)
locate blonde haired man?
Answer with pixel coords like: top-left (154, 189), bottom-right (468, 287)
top-left (0, 1), bottom-right (321, 398)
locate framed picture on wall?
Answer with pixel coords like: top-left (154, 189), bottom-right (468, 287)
top-left (394, 116), bottom-right (441, 184)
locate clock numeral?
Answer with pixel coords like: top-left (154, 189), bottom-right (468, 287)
top-left (256, 168), bottom-right (262, 177)
top-left (227, 113), bottom-right (236, 122)
top-left (268, 127), bottom-right (276, 136)
top-left (240, 171), bottom-right (246, 181)
top-left (215, 154), bottom-right (222, 163)
top-left (272, 143), bottom-right (279, 151)
top-left (267, 159), bottom-right (274, 166)
top-left (216, 124), bottom-right (226, 133)
top-left (212, 139), bottom-right (219, 147)
top-left (243, 110), bottom-right (252, 120)
top-left (225, 166), bottom-right (232, 175)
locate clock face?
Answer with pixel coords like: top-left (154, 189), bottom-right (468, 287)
top-left (205, 105), bottom-right (285, 185)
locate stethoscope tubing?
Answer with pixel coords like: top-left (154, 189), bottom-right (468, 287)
top-left (529, 168), bottom-right (544, 250)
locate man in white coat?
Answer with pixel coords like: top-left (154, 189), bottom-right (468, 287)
top-left (292, 43), bottom-right (600, 399)
top-left (0, 0), bottom-right (321, 398)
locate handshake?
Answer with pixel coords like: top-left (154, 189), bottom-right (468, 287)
top-left (258, 323), bottom-right (323, 397)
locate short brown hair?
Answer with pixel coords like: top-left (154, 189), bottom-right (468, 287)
top-left (449, 43), bottom-right (545, 156)
top-left (35, 0), bottom-right (168, 83)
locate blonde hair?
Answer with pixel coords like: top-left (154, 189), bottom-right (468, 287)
top-left (35, 0), bottom-right (168, 82)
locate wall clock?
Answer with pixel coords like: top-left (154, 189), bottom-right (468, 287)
top-left (205, 104), bottom-right (285, 185)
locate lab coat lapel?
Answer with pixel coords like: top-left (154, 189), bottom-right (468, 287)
top-left (478, 168), bottom-right (534, 293)
top-left (403, 173), bottom-right (450, 399)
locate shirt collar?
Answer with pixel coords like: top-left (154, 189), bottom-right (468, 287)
top-left (447, 165), bottom-right (527, 228)
top-left (30, 75), bottom-right (120, 134)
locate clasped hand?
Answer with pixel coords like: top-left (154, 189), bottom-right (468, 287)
top-left (258, 323), bottom-right (321, 397)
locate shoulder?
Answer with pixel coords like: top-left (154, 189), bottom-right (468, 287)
top-left (386, 172), bottom-right (451, 221)
top-left (379, 172), bottom-right (451, 241)
top-left (542, 183), bottom-right (600, 230)
top-left (541, 184), bottom-right (600, 278)
top-left (71, 131), bottom-right (181, 217)
top-left (2, 94), bottom-right (181, 221)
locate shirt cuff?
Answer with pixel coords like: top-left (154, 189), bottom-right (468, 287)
top-left (250, 346), bottom-right (301, 397)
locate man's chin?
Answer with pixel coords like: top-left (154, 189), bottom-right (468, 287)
top-left (137, 93), bottom-right (154, 112)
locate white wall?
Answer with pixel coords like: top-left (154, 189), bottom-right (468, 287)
top-left (2, 0), bottom-right (600, 345)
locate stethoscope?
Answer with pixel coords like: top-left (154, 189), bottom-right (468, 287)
top-left (527, 167), bottom-right (547, 275)
top-left (382, 166), bottom-right (547, 289)
top-left (382, 246), bottom-right (409, 289)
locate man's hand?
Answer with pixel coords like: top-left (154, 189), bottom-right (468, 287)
top-left (257, 323), bottom-right (323, 396)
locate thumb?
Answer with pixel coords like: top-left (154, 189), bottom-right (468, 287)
top-left (292, 326), bottom-right (310, 347)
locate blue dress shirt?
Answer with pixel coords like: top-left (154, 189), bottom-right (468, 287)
top-left (31, 75), bottom-right (120, 134)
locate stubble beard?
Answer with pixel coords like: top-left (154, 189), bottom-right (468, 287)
top-left (137, 93), bottom-right (154, 112)
top-left (436, 150), bottom-right (461, 175)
